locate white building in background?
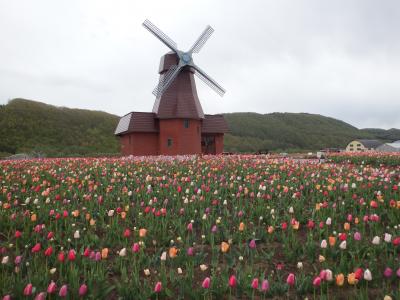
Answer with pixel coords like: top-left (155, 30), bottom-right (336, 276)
top-left (345, 139), bottom-right (382, 152)
top-left (376, 140), bottom-right (400, 152)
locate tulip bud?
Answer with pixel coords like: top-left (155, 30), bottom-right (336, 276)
top-left (154, 282), bottom-right (162, 293)
top-left (34, 292), bottom-right (46, 300)
top-left (249, 239), bottom-right (256, 249)
top-left (202, 277), bottom-right (211, 289)
top-left (59, 284), bottom-right (68, 297)
top-left (79, 284), bottom-right (88, 296)
top-left (261, 279), bottom-right (269, 291)
top-left (229, 275), bottom-right (237, 287)
top-left (313, 276), bottom-right (321, 287)
top-left (47, 281), bottom-right (57, 294)
top-left (364, 269), bottom-right (372, 281)
top-left (384, 267), bottom-right (393, 278)
top-left (251, 278), bottom-right (259, 289)
top-left (286, 273), bottom-right (295, 286)
top-left (68, 249), bottom-right (76, 261)
top-left (23, 283), bottom-right (33, 296)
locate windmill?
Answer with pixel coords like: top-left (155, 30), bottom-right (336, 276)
top-left (115, 20), bottom-right (228, 156)
top-left (143, 19), bottom-right (225, 98)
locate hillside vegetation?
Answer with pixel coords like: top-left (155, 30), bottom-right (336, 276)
top-left (0, 99), bottom-right (119, 157)
top-left (1, 99), bottom-right (399, 157)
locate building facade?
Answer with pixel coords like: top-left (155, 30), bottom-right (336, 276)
top-left (345, 139), bottom-right (382, 152)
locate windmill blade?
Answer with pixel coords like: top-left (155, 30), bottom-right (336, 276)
top-left (192, 64), bottom-right (225, 96)
top-left (152, 65), bottom-right (182, 97)
top-left (189, 25), bottom-right (214, 54)
top-left (143, 19), bottom-right (178, 52)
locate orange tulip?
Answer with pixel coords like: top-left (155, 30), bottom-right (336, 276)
top-left (120, 212), bottom-right (126, 219)
top-left (139, 228), bottom-right (147, 238)
top-left (101, 248), bottom-right (109, 259)
top-left (238, 222), bottom-right (245, 231)
top-left (72, 210), bottom-right (79, 217)
top-left (329, 236), bottom-right (336, 247)
top-left (267, 226), bottom-right (274, 234)
top-left (31, 214), bottom-right (37, 222)
top-left (336, 273), bottom-right (344, 286)
top-left (85, 213), bottom-right (91, 221)
top-left (169, 247), bottom-right (178, 258)
top-left (347, 273), bottom-right (358, 285)
top-left (344, 222), bottom-right (350, 231)
top-left (90, 219), bottom-right (96, 226)
top-left (221, 242), bottom-right (230, 253)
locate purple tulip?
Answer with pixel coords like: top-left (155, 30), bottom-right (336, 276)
top-left (187, 247), bottom-right (194, 256)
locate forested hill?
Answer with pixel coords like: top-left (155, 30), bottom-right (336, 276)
top-left (0, 98), bottom-right (399, 157)
top-left (0, 98), bottom-right (119, 157)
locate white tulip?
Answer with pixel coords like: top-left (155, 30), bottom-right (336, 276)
top-left (320, 239), bottom-right (327, 249)
top-left (1, 256), bottom-right (9, 264)
top-left (325, 269), bottom-right (333, 281)
top-left (384, 233), bottom-right (392, 243)
top-left (326, 218), bottom-right (332, 226)
top-left (364, 269), bottom-right (372, 281)
top-left (160, 251), bottom-right (167, 261)
top-left (73, 230), bottom-right (80, 239)
top-left (372, 236), bottom-right (380, 245)
top-left (339, 241), bottom-right (347, 249)
top-left (119, 248), bottom-right (127, 257)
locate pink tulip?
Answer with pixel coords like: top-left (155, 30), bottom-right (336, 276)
top-left (187, 223), bottom-right (193, 231)
top-left (384, 267), bottom-right (393, 278)
top-left (286, 273), bottom-right (295, 286)
top-left (79, 284), bottom-right (88, 296)
top-left (187, 247), bottom-right (194, 256)
top-left (154, 281), bottom-right (162, 293)
top-left (132, 243), bottom-right (140, 253)
top-left (261, 279), bottom-right (269, 292)
top-left (47, 281), bottom-right (57, 294)
top-left (59, 285), bottom-right (68, 297)
top-left (23, 283), bottom-right (33, 296)
top-left (397, 268), bottom-right (400, 278)
top-left (95, 252), bottom-right (101, 261)
top-left (202, 277), bottom-right (211, 289)
top-left (354, 232), bottom-right (361, 241)
top-left (14, 255), bottom-right (22, 265)
top-left (229, 275), bottom-right (237, 288)
top-left (251, 278), bottom-right (259, 289)
top-left (249, 239), bottom-right (256, 249)
top-left (211, 225), bottom-right (217, 233)
top-left (3, 295), bottom-right (11, 300)
top-left (34, 292), bottom-right (46, 300)
top-left (313, 276), bottom-right (321, 287)
top-left (319, 270), bottom-right (327, 281)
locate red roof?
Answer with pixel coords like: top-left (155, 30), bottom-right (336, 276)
top-left (115, 112), bottom-right (158, 135)
top-left (202, 114), bottom-right (229, 133)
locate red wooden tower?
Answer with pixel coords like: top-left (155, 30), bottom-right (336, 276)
top-left (115, 20), bottom-right (228, 156)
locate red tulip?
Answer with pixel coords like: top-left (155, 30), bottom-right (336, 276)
top-left (58, 251), bottom-right (65, 262)
top-left (229, 275), bottom-right (237, 288)
top-left (154, 281), bottom-right (162, 293)
top-left (251, 278), bottom-right (259, 289)
top-left (132, 243), bottom-right (140, 253)
top-left (44, 246), bottom-right (53, 257)
top-left (123, 229), bottom-right (131, 238)
top-left (31, 243), bottom-right (41, 253)
top-left (68, 249), bottom-right (76, 261)
top-left (47, 232), bottom-right (54, 240)
top-left (83, 247), bottom-right (91, 257)
top-left (15, 230), bottom-right (22, 238)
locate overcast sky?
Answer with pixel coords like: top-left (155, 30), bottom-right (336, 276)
top-left (1, 0), bottom-right (399, 129)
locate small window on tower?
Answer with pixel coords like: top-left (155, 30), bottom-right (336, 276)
top-left (167, 138), bottom-right (173, 147)
top-left (184, 119), bottom-right (190, 128)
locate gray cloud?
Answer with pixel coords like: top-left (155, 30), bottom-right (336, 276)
top-left (0, 0), bottom-right (399, 129)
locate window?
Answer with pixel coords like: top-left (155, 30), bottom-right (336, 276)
top-left (184, 119), bottom-right (190, 128)
top-left (167, 138), bottom-right (172, 147)
top-left (357, 143), bottom-right (361, 147)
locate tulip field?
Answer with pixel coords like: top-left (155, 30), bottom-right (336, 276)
top-left (1, 154), bottom-right (400, 299)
